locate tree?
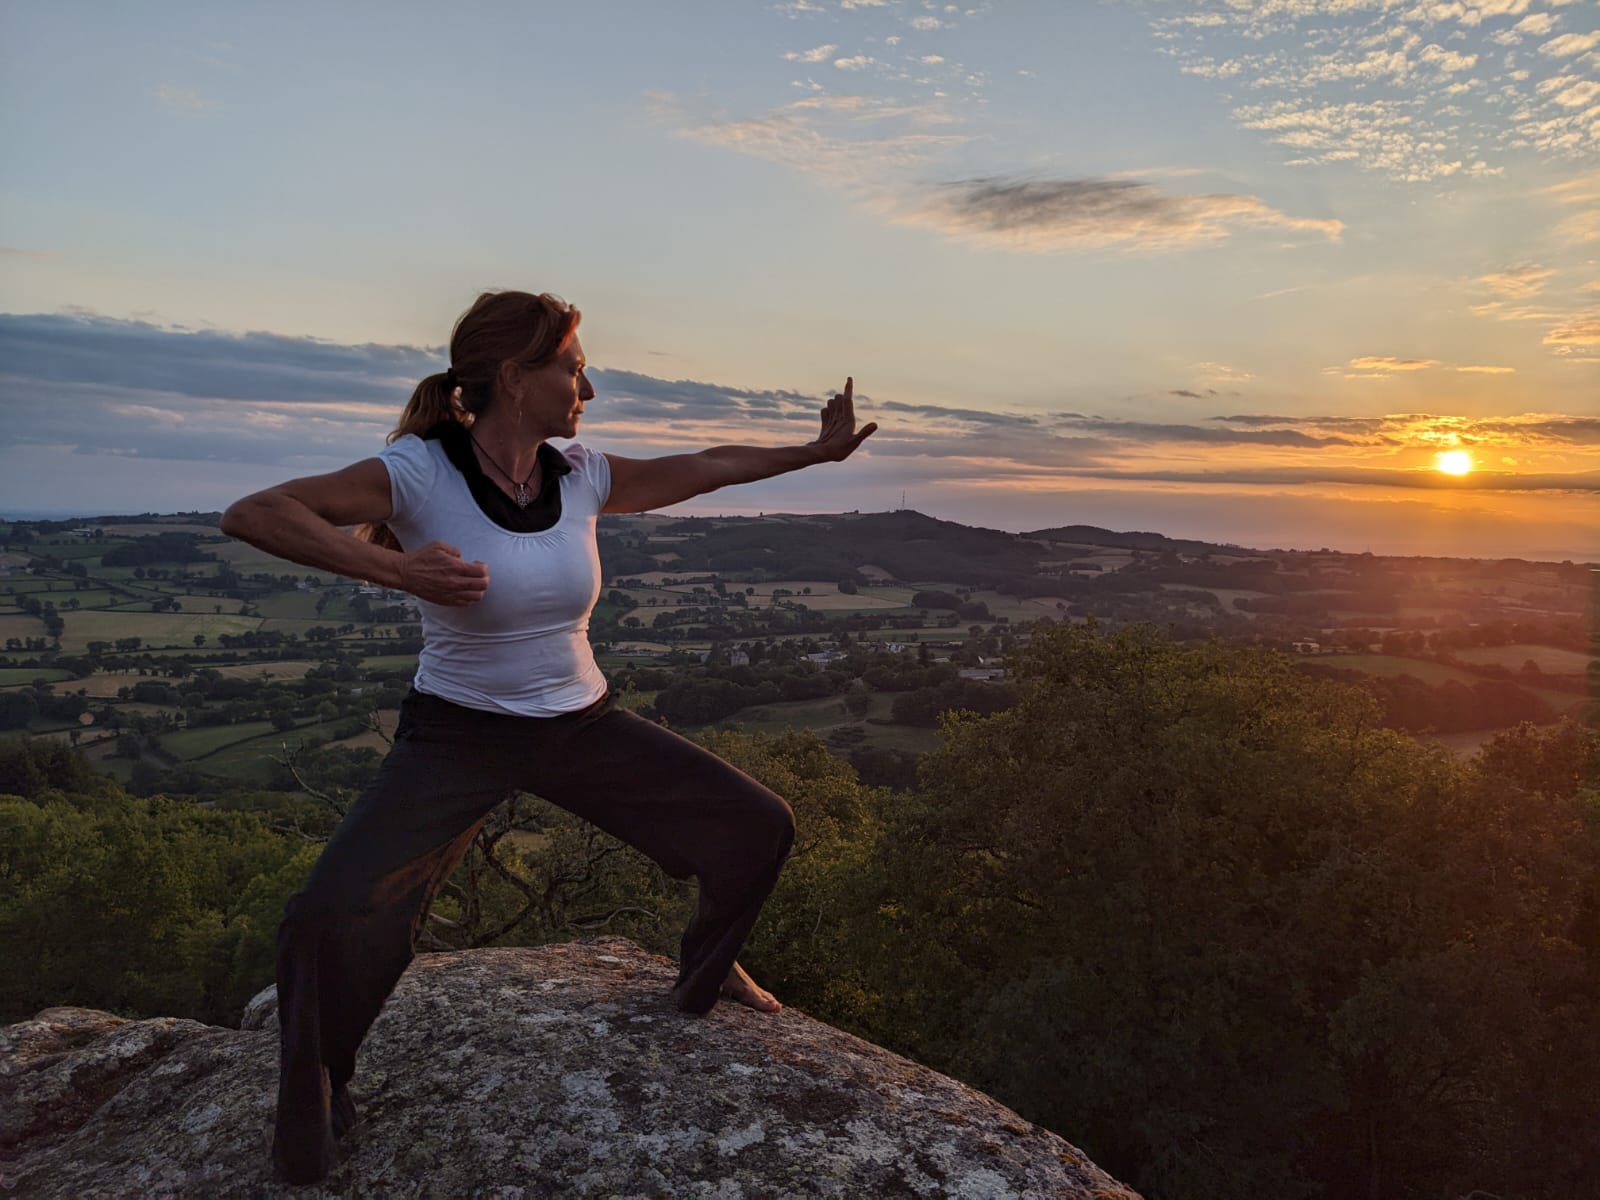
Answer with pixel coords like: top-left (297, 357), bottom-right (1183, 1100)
top-left (858, 623), bottom-right (1600, 1200)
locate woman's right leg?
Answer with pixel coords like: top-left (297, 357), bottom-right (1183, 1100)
top-left (271, 693), bottom-right (518, 1185)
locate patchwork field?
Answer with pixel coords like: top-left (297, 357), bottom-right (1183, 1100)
top-left (58, 611), bottom-right (262, 653)
top-left (212, 659), bottom-right (324, 681)
top-left (0, 614), bottom-right (44, 642)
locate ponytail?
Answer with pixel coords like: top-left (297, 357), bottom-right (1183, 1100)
top-left (356, 371), bottom-right (475, 550)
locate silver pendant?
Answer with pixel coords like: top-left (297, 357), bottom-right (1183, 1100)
top-left (515, 484), bottom-right (532, 508)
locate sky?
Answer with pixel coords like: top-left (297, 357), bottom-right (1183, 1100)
top-left (1, 0), bottom-right (1596, 561)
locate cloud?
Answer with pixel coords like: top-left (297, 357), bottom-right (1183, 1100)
top-left (1543, 312), bottom-right (1600, 347)
top-left (910, 16), bottom-right (943, 31)
top-left (1476, 264), bottom-right (1553, 297)
top-left (834, 55), bottom-right (877, 70)
top-left (1455, 364), bottom-right (1516, 373)
top-left (784, 44), bottom-right (837, 62)
top-left (669, 98), bottom-right (1347, 258)
top-left (6, 314), bottom-right (1590, 507)
top-left (1191, 361), bottom-right (1254, 385)
top-left (667, 97), bottom-right (967, 185)
top-left (900, 176), bottom-right (1344, 252)
top-left (153, 84), bottom-right (210, 112)
top-left (0, 312), bottom-right (439, 407)
top-left (1346, 356), bottom-right (1441, 371)
top-left (1154, 2), bottom-right (1600, 177)
top-left (1539, 31), bottom-right (1600, 57)
top-left (1546, 173), bottom-right (1600, 242)
top-left (1210, 410), bottom-right (1600, 448)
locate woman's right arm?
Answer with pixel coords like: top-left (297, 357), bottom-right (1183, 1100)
top-left (220, 459), bottom-right (489, 607)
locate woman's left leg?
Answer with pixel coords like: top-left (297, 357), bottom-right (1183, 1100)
top-left (526, 705), bottom-right (795, 1015)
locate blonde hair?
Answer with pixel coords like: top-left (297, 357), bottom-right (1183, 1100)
top-left (360, 291), bottom-right (581, 549)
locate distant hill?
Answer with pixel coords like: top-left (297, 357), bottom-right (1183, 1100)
top-left (1023, 524), bottom-right (1254, 557)
top-left (608, 509), bottom-right (1051, 586)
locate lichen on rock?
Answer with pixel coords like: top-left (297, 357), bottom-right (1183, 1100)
top-left (1, 939), bottom-right (1139, 1198)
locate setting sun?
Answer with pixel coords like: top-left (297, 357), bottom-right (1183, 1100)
top-left (1436, 450), bottom-right (1473, 476)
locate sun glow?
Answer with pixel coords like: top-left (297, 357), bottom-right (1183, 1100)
top-left (1436, 450), bottom-right (1473, 476)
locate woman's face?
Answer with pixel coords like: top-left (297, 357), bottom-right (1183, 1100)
top-left (512, 336), bottom-right (594, 439)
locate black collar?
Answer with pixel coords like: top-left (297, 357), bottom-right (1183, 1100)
top-left (426, 421), bottom-right (570, 533)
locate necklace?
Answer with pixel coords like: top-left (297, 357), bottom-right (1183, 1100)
top-left (470, 433), bottom-right (540, 508)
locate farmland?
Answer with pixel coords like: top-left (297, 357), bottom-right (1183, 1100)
top-left (0, 509), bottom-right (1591, 800)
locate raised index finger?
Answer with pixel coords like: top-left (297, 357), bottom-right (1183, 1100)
top-left (843, 376), bottom-right (853, 403)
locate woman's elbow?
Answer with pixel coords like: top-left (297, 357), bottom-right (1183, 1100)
top-left (220, 492), bottom-right (269, 541)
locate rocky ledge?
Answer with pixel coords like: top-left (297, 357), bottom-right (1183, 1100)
top-left (1, 939), bottom-right (1138, 1198)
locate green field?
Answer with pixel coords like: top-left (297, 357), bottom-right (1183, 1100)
top-left (1455, 644), bottom-right (1593, 675)
top-left (712, 694), bottom-right (860, 733)
top-left (255, 591), bottom-right (326, 620)
top-left (58, 611), bottom-right (262, 653)
top-left (213, 659), bottom-right (322, 681)
top-left (1317, 655), bottom-right (1479, 685)
top-left (102, 593), bottom-right (231, 615)
top-left (207, 541), bottom-right (337, 582)
top-left (0, 667), bottom-right (73, 686)
top-left (360, 655), bottom-right (420, 672)
top-left (1316, 653), bottom-right (1587, 723)
top-left (196, 718), bottom-right (363, 783)
top-left (23, 590), bottom-right (129, 608)
top-left (160, 721), bottom-right (279, 760)
top-left (0, 614), bottom-right (44, 641)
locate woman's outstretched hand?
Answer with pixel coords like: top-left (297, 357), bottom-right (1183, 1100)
top-left (397, 541), bottom-right (490, 606)
top-left (811, 377), bottom-right (878, 463)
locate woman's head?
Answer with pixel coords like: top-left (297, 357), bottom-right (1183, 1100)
top-left (391, 290), bottom-right (582, 442)
top-left (359, 291), bottom-right (582, 549)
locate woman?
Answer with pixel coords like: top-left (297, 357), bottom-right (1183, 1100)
top-left (220, 290), bottom-right (877, 1185)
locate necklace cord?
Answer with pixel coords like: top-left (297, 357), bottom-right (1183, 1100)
top-left (470, 433), bottom-right (541, 507)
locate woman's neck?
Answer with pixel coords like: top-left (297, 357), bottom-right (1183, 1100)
top-left (468, 412), bottom-right (544, 494)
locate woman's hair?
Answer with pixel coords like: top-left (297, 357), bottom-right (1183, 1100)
top-left (359, 290), bottom-right (581, 550)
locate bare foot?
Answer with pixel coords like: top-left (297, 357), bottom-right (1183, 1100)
top-left (720, 961), bottom-right (782, 1013)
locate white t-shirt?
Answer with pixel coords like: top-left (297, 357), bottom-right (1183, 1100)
top-left (377, 434), bottom-right (611, 717)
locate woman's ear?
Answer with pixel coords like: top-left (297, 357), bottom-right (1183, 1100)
top-left (496, 359), bottom-right (524, 408)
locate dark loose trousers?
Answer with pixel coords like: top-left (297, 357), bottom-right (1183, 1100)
top-left (271, 689), bottom-right (795, 1183)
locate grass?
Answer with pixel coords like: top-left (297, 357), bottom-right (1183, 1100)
top-left (1454, 644), bottom-right (1593, 675)
top-left (359, 654), bottom-right (421, 672)
top-left (207, 541), bottom-right (336, 581)
top-left (0, 614), bottom-right (44, 642)
top-left (55, 672), bottom-right (146, 698)
top-left (1316, 655), bottom-right (1479, 686)
top-left (711, 694), bottom-right (859, 733)
top-left (254, 591), bottom-right (328, 620)
top-left (161, 720), bottom-right (278, 760)
top-left (58, 611), bottom-right (262, 653)
top-left (212, 659), bottom-right (322, 681)
top-left (0, 667), bottom-right (72, 686)
top-left (200, 719), bottom-right (361, 782)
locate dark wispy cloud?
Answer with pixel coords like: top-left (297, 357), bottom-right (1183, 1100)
top-left (903, 175), bottom-right (1343, 252)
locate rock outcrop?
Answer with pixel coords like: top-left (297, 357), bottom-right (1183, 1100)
top-left (1, 939), bottom-right (1139, 1198)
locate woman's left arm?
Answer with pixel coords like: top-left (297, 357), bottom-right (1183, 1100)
top-left (603, 378), bottom-right (877, 515)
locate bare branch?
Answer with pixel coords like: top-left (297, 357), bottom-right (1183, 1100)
top-left (565, 906), bottom-right (662, 932)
